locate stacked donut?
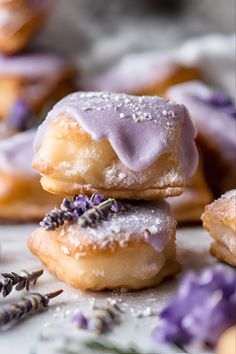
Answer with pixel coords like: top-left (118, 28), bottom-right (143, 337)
top-left (29, 91), bottom-right (198, 290)
top-left (86, 50), bottom-right (236, 224)
top-left (0, 1), bottom-right (77, 220)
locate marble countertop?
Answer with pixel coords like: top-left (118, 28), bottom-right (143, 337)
top-left (0, 224), bottom-right (216, 354)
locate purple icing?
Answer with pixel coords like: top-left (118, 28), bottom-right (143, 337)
top-left (194, 91), bottom-right (236, 118)
top-left (67, 200), bottom-right (175, 253)
top-left (167, 81), bottom-right (236, 164)
top-left (35, 92), bottom-right (198, 177)
top-left (0, 52), bottom-right (70, 79)
top-left (0, 129), bottom-right (37, 176)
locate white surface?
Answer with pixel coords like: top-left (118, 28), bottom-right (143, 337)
top-left (0, 224), bottom-right (216, 354)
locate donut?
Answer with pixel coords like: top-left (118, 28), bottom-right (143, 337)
top-left (33, 92), bottom-right (198, 200)
top-left (0, 129), bottom-right (61, 221)
top-left (166, 81), bottom-right (236, 196)
top-left (28, 197), bottom-right (180, 290)
top-left (201, 190), bottom-right (236, 267)
top-left (168, 155), bottom-right (213, 223)
top-left (0, 0), bottom-right (54, 54)
top-left (85, 52), bottom-right (199, 97)
top-left (0, 52), bottom-right (77, 132)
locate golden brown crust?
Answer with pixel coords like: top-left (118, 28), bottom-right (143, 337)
top-left (169, 155), bottom-right (213, 223)
top-left (0, 172), bottom-right (61, 221)
top-left (210, 242), bottom-right (236, 267)
top-left (136, 66), bottom-right (200, 97)
top-left (0, 73), bottom-right (76, 121)
top-left (33, 115), bottom-right (187, 200)
top-left (28, 226), bottom-right (180, 290)
top-left (202, 191), bottom-right (236, 231)
top-left (202, 190), bottom-right (236, 266)
top-left (0, 1), bottom-right (50, 54)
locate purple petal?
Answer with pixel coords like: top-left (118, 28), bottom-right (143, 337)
top-left (72, 312), bottom-right (89, 330)
top-left (153, 265), bottom-right (236, 348)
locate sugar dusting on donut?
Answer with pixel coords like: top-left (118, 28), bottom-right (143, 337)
top-left (35, 92), bottom-right (198, 177)
top-left (0, 129), bottom-right (37, 176)
top-left (62, 200), bottom-right (175, 253)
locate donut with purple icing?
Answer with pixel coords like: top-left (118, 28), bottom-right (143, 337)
top-left (166, 81), bottom-right (236, 195)
top-left (0, 0), bottom-right (55, 54)
top-left (0, 129), bottom-right (61, 221)
top-left (0, 51), bottom-right (77, 132)
top-left (29, 197), bottom-right (180, 290)
top-left (33, 91), bottom-right (198, 200)
top-left (84, 52), bottom-right (200, 96)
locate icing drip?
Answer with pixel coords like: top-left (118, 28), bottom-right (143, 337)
top-left (0, 130), bottom-right (37, 176)
top-left (0, 52), bottom-right (70, 79)
top-left (66, 200), bottom-right (175, 252)
top-left (35, 92), bottom-right (198, 177)
top-left (167, 81), bottom-right (236, 164)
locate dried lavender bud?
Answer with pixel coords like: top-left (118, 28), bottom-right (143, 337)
top-left (153, 265), bottom-right (236, 348)
top-left (40, 194), bottom-right (123, 231)
top-left (0, 289), bottom-right (63, 329)
top-left (8, 100), bottom-right (32, 131)
top-left (72, 301), bottom-right (122, 335)
top-left (72, 313), bottom-right (89, 330)
top-left (0, 270), bottom-right (43, 298)
top-left (78, 199), bottom-right (115, 228)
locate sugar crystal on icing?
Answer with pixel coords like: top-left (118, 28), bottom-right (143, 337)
top-left (64, 200), bottom-right (175, 253)
top-left (35, 91), bottom-right (198, 178)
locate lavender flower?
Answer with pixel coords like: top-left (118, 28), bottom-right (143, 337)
top-left (72, 301), bottom-right (122, 334)
top-left (0, 269), bottom-right (43, 298)
top-left (195, 92), bottom-right (236, 118)
top-left (153, 265), bottom-right (236, 348)
top-left (72, 312), bottom-right (89, 330)
top-left (0, 290), bottom-right (63, 329)
top-left (40, 194), bottom-right (124, 231)
top-left (8, 100), bottom-right (32, 131)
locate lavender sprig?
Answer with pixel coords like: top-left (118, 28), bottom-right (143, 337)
top-left (40, 194), bottom-right (123, 231)
top-left (0, 269), bottom-right (43, 298)
top-left (72, 301), bottom-right (123, 334)
top-left (0, 289), bottom-right (63, 329)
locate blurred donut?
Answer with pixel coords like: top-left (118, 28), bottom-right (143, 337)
top-left (166, 80), bottom-right (236, 196)
top-left (0, 0), bottom-right (54, 54)
top-left (202, 190), bottom-right (236, 267)
top-left (0, 129), bottom-right (61, 221)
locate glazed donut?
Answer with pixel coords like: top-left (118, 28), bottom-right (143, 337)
top-left (85, 52), bottom-right (199, 97)
top-left (0, 0), bottom-right (54, 54)
top-left (168, 155), bottom-right (213, 223)
top-left (33, 92), bottom-right (198, 200)
top-left (0, 52), bottom-right (77, 131)
top-left (166, 81), bottom-right (236, 196)
top-left (28, 197), bottom-right (180, 290)
top-left (0, 130), bottom-right (61, 221)
top-left (201, 190), bottom-right (236, 267)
